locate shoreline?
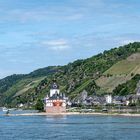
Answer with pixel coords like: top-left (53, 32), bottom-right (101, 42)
top-left (4, 112), bottom-right (140, 117)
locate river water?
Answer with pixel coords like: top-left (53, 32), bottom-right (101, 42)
top-left (0, 111), bottom-right (140, 140)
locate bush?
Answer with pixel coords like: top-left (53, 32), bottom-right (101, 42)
top-left (35, 99), bottom-right (44, 112)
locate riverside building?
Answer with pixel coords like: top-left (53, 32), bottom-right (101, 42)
top-left (45, 80), bottom-right (66, 113)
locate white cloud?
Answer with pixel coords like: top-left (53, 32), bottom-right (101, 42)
top-left (114, 34), bottom-right (140, 46)
top-left (41, 39), bottom-right (70, 51)
top-left (8, 58), bottom-right (34, 64)
top-left (42, 39), bottom-right (67, 46)
top-left (119, 40), bottom-right (136, 46)
top-left (0, 7), bottom-right (84, 23)
top-left (3, 9), bottom-right (49, 23)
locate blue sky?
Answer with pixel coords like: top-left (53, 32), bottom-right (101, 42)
top-left (0, 0), bottom-right (140, 78)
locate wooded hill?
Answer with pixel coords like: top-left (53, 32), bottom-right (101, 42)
top-left (0, 42), bottom-right (140, 107)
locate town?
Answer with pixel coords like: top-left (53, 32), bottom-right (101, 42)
top-left (71, 80), bottom-right (140, 107)
top-left (43, 80), bottom-right (140, 114)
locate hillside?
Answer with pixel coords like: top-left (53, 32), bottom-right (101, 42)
top-left (96, 53), bottom-right (140, 93)
top-left (113, 74), bottom-right (140, 96)
top-left (0, 42), bottom-right (140, 108)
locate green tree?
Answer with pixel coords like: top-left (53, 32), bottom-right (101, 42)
top-left (35, 99), bottom-right (44, 112)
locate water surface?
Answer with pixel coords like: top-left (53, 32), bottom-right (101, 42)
top-left (0, 111), bottom-right (140, 140)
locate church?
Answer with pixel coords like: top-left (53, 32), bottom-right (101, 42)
top-left (45, 80), bottom-right (66, 113)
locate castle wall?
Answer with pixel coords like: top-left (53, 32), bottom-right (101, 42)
top-left (46, 106), bottom-right (66, 113)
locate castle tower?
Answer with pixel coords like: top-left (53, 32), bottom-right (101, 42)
top-left (45, 80), bottom-right (66, 113)
top-left (50, 81), bottom-right (60, 97)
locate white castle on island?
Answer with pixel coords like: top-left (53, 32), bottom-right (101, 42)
top-left (45, 80), bottom-right (66, 113)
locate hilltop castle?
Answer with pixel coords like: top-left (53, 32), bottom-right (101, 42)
top-left (45, 80), bottom-right (66, 113)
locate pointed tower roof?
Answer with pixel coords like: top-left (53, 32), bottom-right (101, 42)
top-left (51, 80), bottom-right (59, 89)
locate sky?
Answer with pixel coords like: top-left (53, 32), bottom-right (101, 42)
top-left (0, 0), bottom-right (140, 78)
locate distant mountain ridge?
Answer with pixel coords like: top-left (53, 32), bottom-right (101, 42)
top-left (0, 42), bottom-right (140, 107)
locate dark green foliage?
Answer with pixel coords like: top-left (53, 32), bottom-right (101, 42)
top-left (34, 99), bottom-right (44, 111)
top-left (0, 74), bottom-right (24, 93)
top-left (113, 74), bottom-right (140, 96)
top-left (136, 99), bottom-right (140, 106)
top-left (85, 80), bottom-right (100, 95)
top-left (28, 66), bottom-right (62, 78)
top-left (131, 73), bottom-right (134, 77)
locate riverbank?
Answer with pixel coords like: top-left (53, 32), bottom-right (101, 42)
top-left (4, 112), bottom-right (140, 117)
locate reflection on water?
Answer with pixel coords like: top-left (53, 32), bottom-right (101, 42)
top-left (0, 111), bottom-right (140, 140)
top-left (45, 115), bottom-right (67, 121)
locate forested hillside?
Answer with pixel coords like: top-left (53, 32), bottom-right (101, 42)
top-left (0, 42), bottom-right (140, 107)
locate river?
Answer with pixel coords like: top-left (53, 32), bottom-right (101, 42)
top-left (0, 111), bottom-right (140, 140)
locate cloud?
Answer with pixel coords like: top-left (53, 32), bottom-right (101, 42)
top-left (0, 9), bottom-right (48, 23)
top-left (0, 0), bottom-right (139, 24)
top-left (8, 58), bottom-right (34, 64)
top-left (40, 39), bottom-right (70, 51)
top-left (119, 40), bottom-right (136, 46)
top-left (112, 33), bottom-right (140, 46)
top-left (0, 7), bottom-right (84, 23)
top-left (42, 39), bottom-right (67, 46)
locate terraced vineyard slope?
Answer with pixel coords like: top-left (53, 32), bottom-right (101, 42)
top-left (96, 53), bottom-right (140, 93)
